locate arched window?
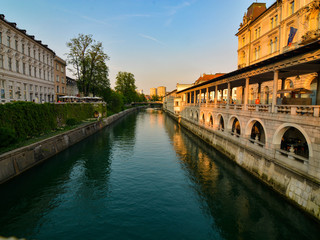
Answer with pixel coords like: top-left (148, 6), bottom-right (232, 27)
top-left (209, 115), bottom-right (213, 127)
top-left (270, 39), bottom-right (273, 53)
top-left (231, 118), bottom-right (241, 137)
top-left (274, 37), bottom-right (278, 52)
top-left (218, 116), bottom-right (224, 131)
top-left (280, 127), bottom-right (309, 159)
top-left (250, 121), bottom-right (266, 146)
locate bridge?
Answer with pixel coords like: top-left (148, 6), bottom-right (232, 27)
top-left (131, 102), bottom-right (163, 108)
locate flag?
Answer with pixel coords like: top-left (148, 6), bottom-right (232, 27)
top-left (287, 27), bottom-right (297, 46)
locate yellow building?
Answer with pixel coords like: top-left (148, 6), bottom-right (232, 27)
top-left (236, 0), bottom-right (320, 104)
top-left (157, 86), bottom-right (166, 97)
top-left (54, 56), bottom-right (66, 101)
top-left (150, 87), bottom-right (157, 96)
top-left (237, 0), bottom-right (320, 68)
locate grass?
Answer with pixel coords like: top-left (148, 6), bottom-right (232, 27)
top-left (0, 118), bottom-right (98, 155)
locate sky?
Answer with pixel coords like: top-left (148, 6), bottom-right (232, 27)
top-left (1, 0), bottom-right (275, 94)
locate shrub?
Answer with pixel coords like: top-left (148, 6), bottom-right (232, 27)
top-left (66, 118), bottom-right (79, 126)
top-left (0, 127), bottom-right (17, 147)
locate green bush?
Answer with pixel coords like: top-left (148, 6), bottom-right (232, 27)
top-left (0, 102), bottom-right (106, 143)
top-left (66, 118), bottom-right (78, 126)
top-left (0, 127), bottom-right (17, 147)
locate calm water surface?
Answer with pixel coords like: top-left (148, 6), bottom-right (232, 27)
top-left (0, 109), bottom-right (319, 240)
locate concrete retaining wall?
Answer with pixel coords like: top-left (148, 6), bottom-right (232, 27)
top-left (164, 109), bottom-right (320, 221)
top-left (0, 108), bottom-right (139, 184)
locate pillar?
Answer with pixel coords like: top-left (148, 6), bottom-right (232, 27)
top-left (272, 70), bottom-right (279, 113)
top-left (214, 85), bottom-right (218, 104)
top-left (206, 87), bottom-right (209, 104)
top-left (227, 82), bottom-right (231, 105)
top-left (244, 77), bottom-right (249, 110)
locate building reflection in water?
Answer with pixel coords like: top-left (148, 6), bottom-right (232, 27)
top-left (162, 113), bottom-right (319, 240)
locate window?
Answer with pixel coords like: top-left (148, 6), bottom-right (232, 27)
top-left (23, 63), bottom-right (26, 74)
top-left (28, 47), bottom-right (30, 56)
top-left (7, 36), bottom-right (11, 47)
top-left (62, 77), bottom-right (65, 83)
top-left (8, 57), bottom-right (12, 71)
top-left (34, 67), bottom-right (37, 77)
top-left (274, 37), bottom-right (278, 52)
top-left (271, 18), bottom-right (274, 29)
top-left (29, 65), bottom-right (32, 76)
top-left (22, 44), bottom-right (25, 54)
top-left (30, 84), bottom-right (33, 91)
top-left (0, 80), bottom-right (5, 99)
top-left (15, 40), bottom-right (18, 50)
top-left (39, 69), bottom-right (41, 79)
top-left (56, 63), bottom-right (59, 70)
top-left (56, 75), bottom-right (59, 82)
top-left (33, 50), bottom-right (36, 58)
top-left (61, 67), bottom-right (64, 73)
top-left (38, 52), bottom-right (40, 60)
top-left (35, 85), bottom-right (38, 92)
top-left (9, 83), bottom-right (13, 99)
top-left (57, 86), bottom-right (59, 93)
top-left (43, 55), bottom-right (45, 63)
top-left (270, 39), bottom-right (273, 53)
top-left (0, 32), bottom-right (2, 44)
top-left (289, 1), bottom-right (295, 16)
top-left (16, 60), bottom-right (19, 73)
top-left (0, 55), bottom-right (3, 68)
top-left (62, 87), bottom-right (65, 93)
top-left (275, 15), bottom-right (278, 26)
top-left (44, 70), bottom-right (46, 80)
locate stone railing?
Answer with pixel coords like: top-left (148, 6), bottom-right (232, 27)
top-left (276, 105), bottom-right (320, 117)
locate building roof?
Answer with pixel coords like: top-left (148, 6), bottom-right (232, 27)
top-left (195, 73), bottom-right (225, 85)
top-left (0, 14), bottom-right (55, 55)
top-left (54, 56), bottom-right (67, 66)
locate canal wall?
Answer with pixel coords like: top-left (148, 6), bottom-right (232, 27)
top-left (164, 109), bottom-right (320, 221)
top-left (0, 107), bottom-right (139, 185)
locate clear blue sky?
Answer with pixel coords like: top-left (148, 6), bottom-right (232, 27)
top-left (2, 0), bottom-right (275, 94)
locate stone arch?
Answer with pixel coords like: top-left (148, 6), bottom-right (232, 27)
top-left (273, 123), bottom-right (313, 158)
top-left (200, 111), bottom-right (205, 124)
top-left (217, 114), bottom-right (225, 131)
top-left (194, 110), bottom-right (199, 122)
top-left (228, 116), bottom-right (241, 137)
top-left (285, 79), bottom-right (294, 89)
top-left (207, 113), bottom-right (214, 127)
top-left (245, 119), bottom-right (267, 145)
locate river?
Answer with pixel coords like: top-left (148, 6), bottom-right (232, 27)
top-left (0, 109), bottom-right (319, 240)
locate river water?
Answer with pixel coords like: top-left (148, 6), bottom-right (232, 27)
top-left (0, 109), bottom-right (319, 240)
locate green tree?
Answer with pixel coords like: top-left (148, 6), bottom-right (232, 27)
top-left (115, 72), bottom-right (138, 104)
top-left (66, 34), bottom-right (110, 96)
top-left (151, 95), bottom-right (160, 101)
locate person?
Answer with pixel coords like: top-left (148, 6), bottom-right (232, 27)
top-left (255, 97), bottom-right (260, 104)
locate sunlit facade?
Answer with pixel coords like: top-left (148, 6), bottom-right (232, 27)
top-left (0, 14), bottom-right (55, 103)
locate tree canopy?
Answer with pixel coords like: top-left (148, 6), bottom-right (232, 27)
top-left (115, 71), bottom-right (140, 104)
top-left (66, 34), bottom-right (110, 96)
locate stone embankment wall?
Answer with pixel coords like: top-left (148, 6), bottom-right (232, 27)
top-left (0, 108), bottom-right (138, 184)
top-left (164, 109), bottom-right (320, 221)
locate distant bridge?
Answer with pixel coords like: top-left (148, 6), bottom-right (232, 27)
top-left (131, 102), bottom-right (163, 108)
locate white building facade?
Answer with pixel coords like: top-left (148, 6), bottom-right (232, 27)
top-left (0, 14), bottom-right (55, 103)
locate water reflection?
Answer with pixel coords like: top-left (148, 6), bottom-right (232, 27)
top-left (163, 114), bottom-right (320, 240)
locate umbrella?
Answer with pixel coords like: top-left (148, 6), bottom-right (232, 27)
top-left (292, 88), bottom-right (313, 94)
top-left (277, 89), bottom-right (294, 94)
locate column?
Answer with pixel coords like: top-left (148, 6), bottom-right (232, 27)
top-left (272, 70), bottom-right (279, 113)
top-left (280, 78), bottom-right (285, 98)
top-left (194, 90), bottom-right (196, 106)
top-left (214, 85), bottom-right (218, 104)
top-left (227, 82), bottom-right (231, 105)
top-left (206, 87), bottom-right (209, 106)
top-left (244, 77), bottom-right (249, 110)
